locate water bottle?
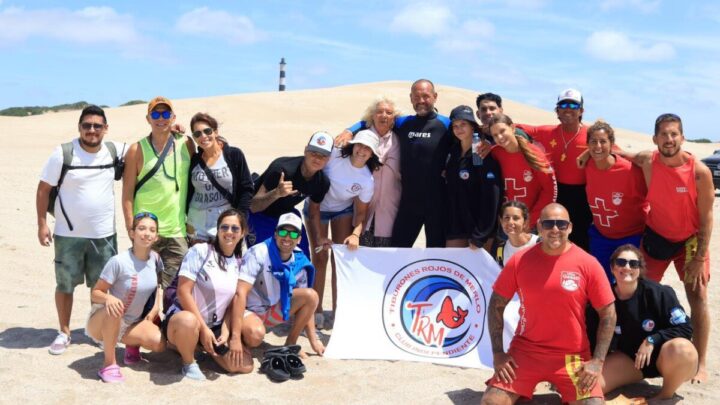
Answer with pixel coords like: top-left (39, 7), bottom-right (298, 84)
top-left (472, 132), bottom-right (483, 166)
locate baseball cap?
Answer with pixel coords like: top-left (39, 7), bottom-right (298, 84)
top-left (348, 130), bottom-right (380, 156)
top-left (450, 105), bottom-right (479, 126)
top-left (557, 88), bottom-right (583, 106)
top-left (276, 212), bottom-right (303, 232)
top-left (147, 96), bottom-right (174, 113)
top-left (305, 131), bottom-right (333, 156)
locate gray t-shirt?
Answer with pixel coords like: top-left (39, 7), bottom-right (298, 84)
top-left (190, 153), bottom-right (234, 210)
top-left (100, 249), bottom-right (161, 324)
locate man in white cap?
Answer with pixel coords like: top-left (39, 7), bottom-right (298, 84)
top-left (229, 212), bottom-right (325, 365)
top-left (515, 89), bottom-right (593, 251)
top-left (249, 131), bottom-right (334, 257)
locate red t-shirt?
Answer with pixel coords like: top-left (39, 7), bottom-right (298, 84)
top-left (517, 124), bottom-right (587, 185)
top-left (490, 145), bottom-right (557, 225)
top-left (646, 151), bottom-right (699, 242)
top-left (493, 244), bottom-right (614, 355)
top-left (585, 155), bottom-right (648, 238)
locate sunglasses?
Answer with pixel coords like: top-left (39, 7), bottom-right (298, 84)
top-left (219, 224), bottom-right (242, 233)
top-left (134, 212), bottom-right (158, 221)
top-left (150, 110), bottom-right (172, 120)
top-left (192, 127), bottom-right (214, 138)
top-left (614, 258), bottom-right (641, 269)
top-left (80, 123), bottom-right (105, 131)
top-left (540, 219), bottom-right (570, 230)
top-left (277, 229), bottom-right (300, 239)
top-left (557, 102), bottom-right (581, 110)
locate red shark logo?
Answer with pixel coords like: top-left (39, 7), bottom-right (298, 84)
top-left (435, 296), bottom-right (468, 329)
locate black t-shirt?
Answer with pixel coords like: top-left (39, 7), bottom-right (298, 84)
top-left (254, 156), bottom-right (330, 218)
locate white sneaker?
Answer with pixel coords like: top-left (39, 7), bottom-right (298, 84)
top-left (48, 332), bottom-right (71, 355)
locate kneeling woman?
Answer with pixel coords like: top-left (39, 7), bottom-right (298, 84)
top-left (595, 245), bottom-right (697, 401)
top-left (163, 209), bottom-right (251, 380)
top-left (86, 212), bottom-right (165, 383)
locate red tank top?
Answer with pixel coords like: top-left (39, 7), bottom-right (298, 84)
top-left (646, 151), bottom-right (699, 242)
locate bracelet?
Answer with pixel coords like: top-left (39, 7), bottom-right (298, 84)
top-left (351, 233), bottom-right (360, 238)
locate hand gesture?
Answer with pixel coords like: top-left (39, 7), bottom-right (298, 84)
top-left (104, 295), bottom-right (125, 318)
top-left (275, 172), bottom-right (298, 198)
top-left (492, 351), bottom-right (518, 383)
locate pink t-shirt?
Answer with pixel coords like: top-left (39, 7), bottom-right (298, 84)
top-left (365, 129), bottom-right (401, 238)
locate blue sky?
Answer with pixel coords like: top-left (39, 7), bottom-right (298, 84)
top-left (1, 0), bottom-right (719, 140)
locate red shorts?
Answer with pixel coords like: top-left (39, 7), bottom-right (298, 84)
top-left (485, 348), bottom-right (603, 401)
top-left (642, 237), bottom-right (710, 283)
top-left (244, 304), bottom-right (285, 328)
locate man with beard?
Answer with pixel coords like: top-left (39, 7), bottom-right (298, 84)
top-left (619, 113), bottom-right (714, 383)
top-left (37, 105), bottom-right (126, 355)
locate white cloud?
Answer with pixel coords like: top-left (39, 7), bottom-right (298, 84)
top-left (600, 0), bottom-right (661, 13)
top-left (585, 31), bottom-right (675, 62)
top-left (0, 6), bottom-right (141, 45)
top-left (175, 7), bottom-right (262, 44)
top-left (440, 19), bottom-right (495, 51)
top-left (390, 3), bottom-right (452, 37)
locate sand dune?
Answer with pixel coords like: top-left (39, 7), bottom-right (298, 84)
top-left (0, 81), bottom-right (717, 404)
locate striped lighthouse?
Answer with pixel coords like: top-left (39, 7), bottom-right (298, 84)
top-left (278, 57), bottom-right (286, 91)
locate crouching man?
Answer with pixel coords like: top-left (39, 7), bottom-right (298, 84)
top-left (228, 213), bottom-right (325, 366)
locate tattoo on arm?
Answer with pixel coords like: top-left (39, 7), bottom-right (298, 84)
top-left (488, 293), bottom-right (510, 354)
top-left (593, 303), bottom-right (616, 362)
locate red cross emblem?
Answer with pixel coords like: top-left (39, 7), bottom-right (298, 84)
top-left (505, 178), bottom-right (527, 201)
top-left (589, 197), bottom-right (618, 227)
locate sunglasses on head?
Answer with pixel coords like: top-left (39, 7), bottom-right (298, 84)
top-left (277, 229), bottom-right (300, 239)
top-left (219, 224), bottom-right (242, 233)
top-left (614, 258), bottom-right (641, 269)
top-left (150, 110), bottom-right (172, 120)
top-left (134, 212), bottom-right (158, 221)
top-left (80, 123), bottom-right (105, 131)
top-left (557, 102), bottom-right (581, 110)
top-left (192, 127), bottom-right (214, 138)
top-left (540, 219), bottom-right (570, 230)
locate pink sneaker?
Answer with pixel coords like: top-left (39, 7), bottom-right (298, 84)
top-left (123, 346), bottom-right (141, 365)
top-left (98, 364), bottom-right (125, 383)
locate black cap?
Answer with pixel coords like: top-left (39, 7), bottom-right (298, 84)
top-left (450, 105), bottom-right (479, 126)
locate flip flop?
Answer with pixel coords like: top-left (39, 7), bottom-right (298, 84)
top-left (260, 355), bottom-right (290, 382)
top-left (282, 352), bottom-right (307, 377)
top-left (98, 364), bottom-right (125, 383)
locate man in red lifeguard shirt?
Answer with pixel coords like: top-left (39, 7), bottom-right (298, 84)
top-left (481, 203), bottom-right (616, 405)
top-left (620, 113), bottom-right (714, 383)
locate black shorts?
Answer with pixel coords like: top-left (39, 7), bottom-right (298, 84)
top-left (161, 310), bottom-right (222, 339)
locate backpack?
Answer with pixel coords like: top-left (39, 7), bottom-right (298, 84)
top-left (48, 141), bottom-right (125, 231)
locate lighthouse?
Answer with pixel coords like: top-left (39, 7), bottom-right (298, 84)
top-left (278, 58), bottom-right (286, 91)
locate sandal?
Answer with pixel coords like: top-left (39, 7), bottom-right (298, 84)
top-left (260, 354), bottom-right (290, 382)
top-left (98, 364), bottom-right (125, 383)
top-left (282, 352), bottom-right (307, 377)
top-left (263, 345), bottom-right (301, 356)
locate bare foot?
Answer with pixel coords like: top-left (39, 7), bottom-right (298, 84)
top-left (691, 365), bottom-right (707, 384)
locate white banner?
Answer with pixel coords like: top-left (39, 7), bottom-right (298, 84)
top-left (325, 246), bottom-right (519, 369)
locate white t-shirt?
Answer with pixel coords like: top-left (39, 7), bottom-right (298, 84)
top-left (238, 242), bottom-right (309, 314)
top-left (169, 243), bottom-right (241, 327)
top-left (502, 234), bottom-right (539, 265)
top-left (320, 148), bottom-right (374, 212)
top-left (39, 139), bottom-right (127, 238)
top-left (99, 249), bottom-right (161, 325)
top-left (188, 154), bottom-right (233, 240)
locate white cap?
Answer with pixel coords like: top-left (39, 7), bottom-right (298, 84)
top-left (305, 131), bottom-right (333, 156)
top-left (276, 212), bottom-right (303, 232)
top-left (557, 88), bottom-right (583, 105)
top-left (348, 129), bottom-right (380, 156)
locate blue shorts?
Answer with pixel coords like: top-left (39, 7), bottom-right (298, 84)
top-left (588, 225), bottom-right (641, 283)
top-left (302, 201), bottom-right (353, 224)
top-left (247, 209), bottom-right (310, 257)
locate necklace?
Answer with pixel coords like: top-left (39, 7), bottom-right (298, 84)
top-left (559, 126), bottom-right (581, 162)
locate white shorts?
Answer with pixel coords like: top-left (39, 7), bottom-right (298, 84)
top-left (85, 303), bottom-right (136, 344)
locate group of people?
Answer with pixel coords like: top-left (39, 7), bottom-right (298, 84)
top-left (34, 80), bottom-right (713, 403)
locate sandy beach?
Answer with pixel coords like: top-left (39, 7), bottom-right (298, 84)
top-left (0, 81), bottom-right (717, 404)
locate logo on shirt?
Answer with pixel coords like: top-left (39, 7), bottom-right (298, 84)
top-left (459, 170), bottom-right (470, 180)
top-left (523, 170), bottom-right (533, 182)
top-left (560, 271), bottom-right (580, 292)
top-left (349, 183), bottom-right (361, 193)
top-left (676, 187), bottom-right (688, 193)
top-left (669, 307), bottom-right (688, 325)
top-left (612, 192), bottom-right (623, 206)
top-left (408, 132), bottom-right (431, 139)
top-left (382, 259), bottom-right (486, 359)
top-left (642, 319), bottom-right (656, 332)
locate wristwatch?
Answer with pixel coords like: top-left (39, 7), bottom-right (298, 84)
top-left (646, 336), bottom-right (655, 345)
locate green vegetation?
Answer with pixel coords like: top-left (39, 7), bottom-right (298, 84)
top-left (688, 138), bottom-right (714, 143)
top-left (0, 101), bottom-right (92, 116)
top-left (119, 99), bottom-right (146, 107)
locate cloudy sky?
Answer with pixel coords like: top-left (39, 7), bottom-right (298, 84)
top-left (1, 0), bottom-right (718, 139)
